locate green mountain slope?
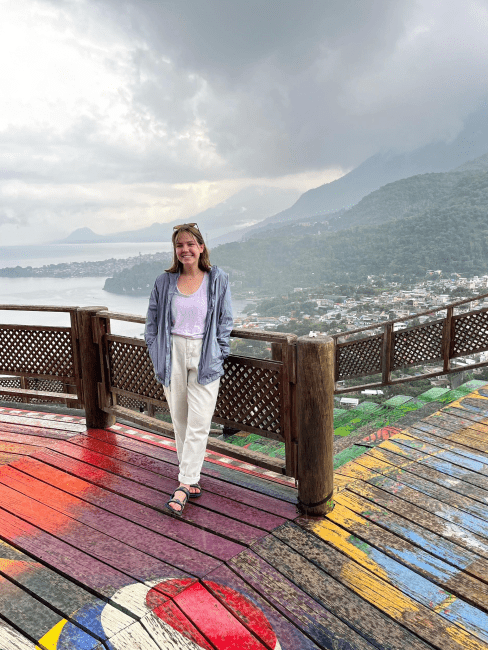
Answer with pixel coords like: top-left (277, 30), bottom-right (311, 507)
top-left (104, 168), bottom-right (488, 295)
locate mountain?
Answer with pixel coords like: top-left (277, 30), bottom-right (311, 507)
top-left (104, 160), bottom-right (488, 295)
top-left (213, 105), bottom-right (488, 243)
top-left (56, 185), bottom-right (300, 245)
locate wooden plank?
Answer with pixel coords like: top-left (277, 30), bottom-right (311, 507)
top-left (330, 488), bottom-right (488, 585)
top-left (0, 440), bottom-right (39, 456)
top-left (347, 471), bottom-right (488, 562)
top-left (249, 533), bottom-right (438, 650)
top-left (303, 503), bottom-right (488, 625)
top-left (352, 455), bottom-right (488, 543)
top-left (420, 411), bottom-right (485, 434)
top-left (174, 581), bottom-right (269, 649)
top-left (0, 413), bottom-right (86, 432)
top-left (362, 445), bottom-right (488, 517)
top-left (0, 540), bottom-right (135, 642)
top-left (29, 447), bottom-right (269, 546)
top-left (271, 522), bottom-right (488, 650)
top-left (0, 422), bottom-right (80, 441)
top-left (11, 455), bottom-right (245, 562)
top-left (0, 507), bottom-right (139, 601)
top-left (0, 573), bottom-right (102, 649)
top-left (73, 430), bottom-right (297, 520)
top-left (109, 404), bottom-right (287, 472)
top-left (204, 564), bottom-right (324, 650)
top-left (0, 463), bottom-right (225, 577)
top-left (227, 549), bottom-right (380, 650)
top-left (406, 423), bottom-right (488, 456)
top-left (51, 436), bottom-right (288, 532)
top-left (0, 386), bottom-right (78, 403)
top-left (386, 434), bottom-right (488, 478)
top-left (90, 425), bottom-right (298, 503)
top-left (0, 619), bottom-right (38, 649)
top-left (0, 472), bottom-right (191, 584)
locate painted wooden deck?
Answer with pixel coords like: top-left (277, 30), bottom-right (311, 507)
top-left (1, 388), bottom-right (488, 649)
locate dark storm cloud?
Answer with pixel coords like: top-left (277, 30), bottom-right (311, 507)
top-left (80, 0), bottom-right (488, 179)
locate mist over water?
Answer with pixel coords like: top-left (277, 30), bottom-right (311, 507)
top-left (0, 243), bottom-right (247, 336)
top-left (0, 242), bottom-right (172, 268)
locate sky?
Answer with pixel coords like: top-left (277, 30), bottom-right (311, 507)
top-left (1, 0), bottom-right (488, 245)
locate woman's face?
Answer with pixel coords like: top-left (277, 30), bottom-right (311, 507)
top-left (175, 231), bottom-right (205, 269)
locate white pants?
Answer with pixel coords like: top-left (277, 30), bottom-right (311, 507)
top-left (163, 335), bottom-right (220, 485)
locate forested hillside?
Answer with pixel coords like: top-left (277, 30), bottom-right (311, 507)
top-left (104, 168), bottom-right (488, 296)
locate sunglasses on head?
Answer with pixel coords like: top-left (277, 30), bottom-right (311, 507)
top-left (173, 222), bottom-right (200, 231)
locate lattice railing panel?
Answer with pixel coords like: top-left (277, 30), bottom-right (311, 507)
top-left (107, 339), bottom-right (165, 400)
top-left (0, 327), bottom-right (74, 377)
top-left (0, 377), bottom-right (22, 403)
top-left (116, 394), bottom-right (148, 411)
top-left (452, 309), bottom-right (488, 357)
top-left (336, 334), bottom-right (383, 380)
top-left (392, 320), bottom-right (444, 369)
top-left (215, 356), bottom-right (282, 435)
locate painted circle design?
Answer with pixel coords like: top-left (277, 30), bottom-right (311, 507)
top-left (44, 578), bottom-right (282, 649)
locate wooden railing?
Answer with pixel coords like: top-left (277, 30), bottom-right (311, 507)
top-left (5, 293), bottom-right (488, 515)
top-left (333, 292), bottom-right (488, 394)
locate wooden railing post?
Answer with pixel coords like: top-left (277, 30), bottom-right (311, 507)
top-left (77, 307), bottom-right (115, 430)
top-left (297, 334), bottom-right (334, 516)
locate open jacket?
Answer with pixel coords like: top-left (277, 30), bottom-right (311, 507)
top-left (145, 266), bottom-right (233, 387)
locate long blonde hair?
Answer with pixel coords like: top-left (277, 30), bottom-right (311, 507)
top-left (165, 224), bottom-right (212, 273)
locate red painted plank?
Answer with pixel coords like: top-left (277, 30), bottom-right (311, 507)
top-left (0, 464), bottom-right (223, 577)
top-left (89, 426), bottom-right (298, 502)
top-left (0, 471), bottom-right (191, 583)
top-left (42, 438), bottom-right (287, 532)
top-left (174, 581), bottom-right (268, 649)
top-left (11, 455), bottom-right (245, 561)
top-left (0, 440), bottom-right (39, 455)
top-left (0, 507), bottom-right (133, 599)
top-left (76, 430), bottom-right (297, 520)
top-left (204, 565), bottom-right (323, 650)
top-left (28, 447), bottom-right (268, 546)
top-left (0, 413), bottom-right (85, 433)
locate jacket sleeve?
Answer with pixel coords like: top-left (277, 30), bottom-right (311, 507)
top-left (145, 280), bottom-right (160, 347)
top-left (216, 275), bottom-right (234, 358)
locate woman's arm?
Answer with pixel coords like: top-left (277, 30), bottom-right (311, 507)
top-left (216, 276), bottom-right (233, 358)
top-left (145, 281), bottom-right (160, 347)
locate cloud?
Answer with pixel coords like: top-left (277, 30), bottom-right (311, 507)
top-left (2, 0), bottom-right (488, 244)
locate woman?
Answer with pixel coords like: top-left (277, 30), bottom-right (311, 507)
top-left (145, 223), bottom-right (233, 517)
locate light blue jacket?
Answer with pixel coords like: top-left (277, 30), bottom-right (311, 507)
top-left (145, 266), bottom-right (233, 386)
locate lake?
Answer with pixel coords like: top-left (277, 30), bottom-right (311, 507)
top-left (0, 243), bottom-right (247, 336)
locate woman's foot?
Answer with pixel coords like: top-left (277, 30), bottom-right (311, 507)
top-left (164, 485), bottom-right (190, 517)
top-left (189, 483), bottom-right (202, 498)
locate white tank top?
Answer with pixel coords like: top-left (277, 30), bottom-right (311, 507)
top-left (171, 273), bottom-right (208, 339)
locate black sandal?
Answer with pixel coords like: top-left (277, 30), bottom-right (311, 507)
top-left (189, 483), bottom-right (202, 498)
top-left (163, 486), bottom-right (190, 518)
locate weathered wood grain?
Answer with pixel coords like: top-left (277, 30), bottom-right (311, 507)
top-left (347, 473), bottom-right (488, 562)
top-left (0, 573), bottom-right (101, 649)
top-left (228, 548), bottom-right (380, 650)
top-left (0, 620), bottom-right (38, 649)
top-left (0, 463), bottom-right (223, 577)
top-left (13, 455), bottom-right (245, 561)
top-left (83, 428), bottom-right (298, 517)
top-left (71, 431), bottom-right (296, 521)
top-left (174, 581), bottom-right (269, 649)
top-left (29, 447), bottom-right (269, 546)
top-left (47, 437), bottom-right (288, 531)
top-left (360, 446), bottom-right (488, 520)
top-left (330, 488), bottom-right (488, 585)
top-left (311, 495), bottom-right (488, 612)
top-left (271, 522), bottom-right (488, 650)
top-left (0, 413), bottom-right (85, 432)
top-left (204, 564), bottom-right (324, 650)
top-left (303, 506), bottom-right (488, 635)
top-left (251, 532), bottom-right (439, 650)
top-left (352, 457), bottom-right (488, 544)
top-left (0, 472), bottom-right (190, 584)
top-left (404, 424), bottom-right (488, 459)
